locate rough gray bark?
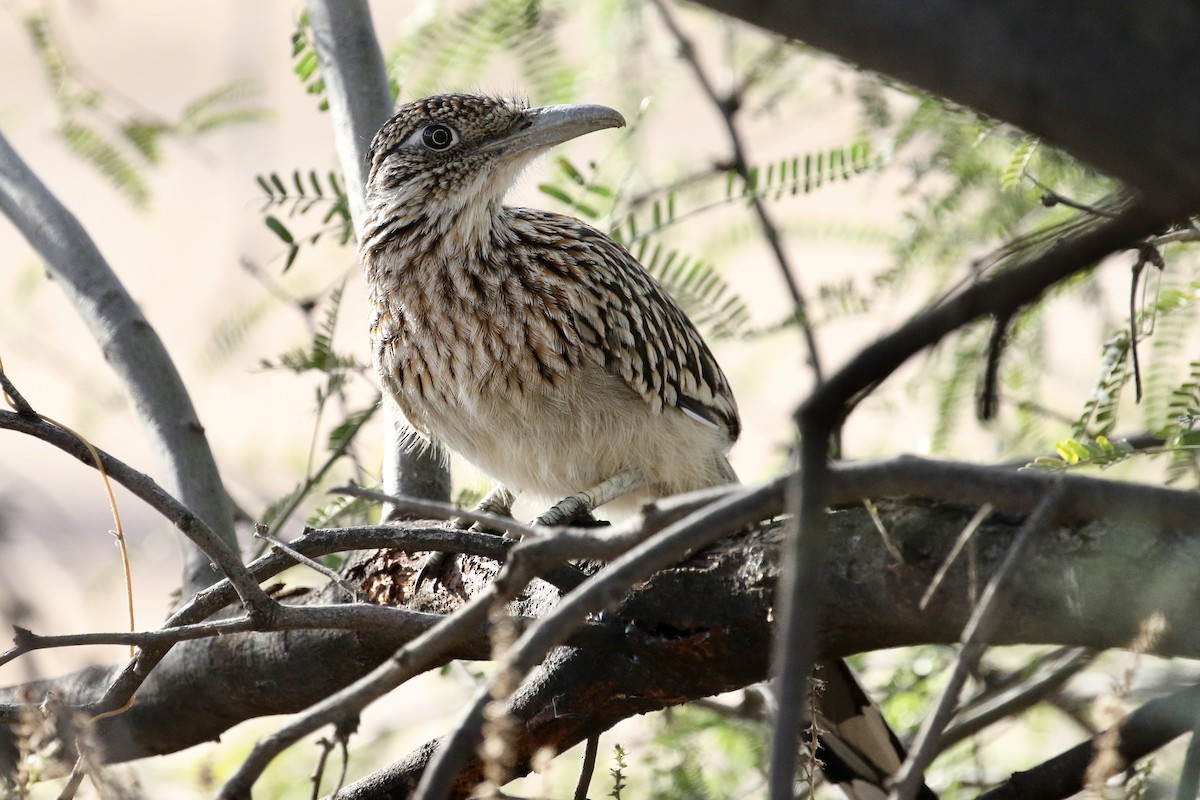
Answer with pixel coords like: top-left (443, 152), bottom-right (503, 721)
top-left (688, 0), bottom-right (1200, 214)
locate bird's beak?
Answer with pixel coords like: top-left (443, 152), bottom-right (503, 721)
top-left (485, 103), bottom-right (626, 157)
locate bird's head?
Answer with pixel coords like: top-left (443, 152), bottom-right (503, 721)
top-left (363, 94), bottom-right (625, 248)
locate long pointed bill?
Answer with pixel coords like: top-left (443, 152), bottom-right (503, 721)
top-left (484, 103), bottom-right (626, 158)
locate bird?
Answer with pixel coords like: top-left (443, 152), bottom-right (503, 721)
top-left (359, 93), bottom-right (935, 800)
top-left (360, 93), bottom-right (738, 528)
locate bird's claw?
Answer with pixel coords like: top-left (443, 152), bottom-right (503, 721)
top-left (412, 550), bottom-right (450, 592)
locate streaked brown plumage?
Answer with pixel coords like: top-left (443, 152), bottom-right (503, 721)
top-left (360, 94), bottom-right (739, 523)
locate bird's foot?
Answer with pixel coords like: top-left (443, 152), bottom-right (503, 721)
top-left (532, 497), bottom-right (611, 527)
top-left (534, 470), bottom-right (645, 527)
top-left (413, 551), bottom-right (451, 591)
top-left (453, 485), bottom-right (517, 533)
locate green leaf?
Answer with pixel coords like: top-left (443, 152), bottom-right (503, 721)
top-left (120, 120), bottom-right (167, 164)
top-left (60, 121), bottom-right (150, 207)
top-left (265, 215), bottom-right (295, 244)
top-left (1001, 135), bottom-right (1040, 191)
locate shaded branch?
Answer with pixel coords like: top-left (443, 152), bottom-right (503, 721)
top-left (978, 682), bottom-right (1200, 800)
top-left (7, 456), bottom-right (1200, 792)
top-left (889, 483), bottom-right (1064, 800)
top-left (686, 0), bottom-right (1200, 214)
top-left (339, 491), bottom-right (1200, 798)
top-left (412, 479), bottom-right (780, 799)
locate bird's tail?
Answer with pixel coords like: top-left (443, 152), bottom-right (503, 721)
top-left (811, 659), bottom-right (938, 800)
top-left (717, 455), bottom-right (739, 485)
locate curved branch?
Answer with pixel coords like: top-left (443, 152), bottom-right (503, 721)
top-left (7, 458), bottom-right (1200, 791)
top-left (338, 490), bottom-right (1200, 798)
top-left (0, 132), bottom-right (236, 594)
top-left (977, 683), bottom-right (1200, 800)
top-left (0, 409), bottom-right (271, 616)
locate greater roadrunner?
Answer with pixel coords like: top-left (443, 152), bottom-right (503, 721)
top-left (360, 93), bottom-right (933, 800)
top-left (361, 93), bottom-right (738, 526)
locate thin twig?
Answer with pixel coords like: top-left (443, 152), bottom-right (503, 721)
top-left (254, 526), bottom-right (361, 601)
top-left (574, 735), bottom-right (600, 800)
top-left (1030, 176), bottom-right (1120, 218)
top-left (940, 647), bottom-right (1094, 749)
top-left (256, 396), bottom-right (378, 556)
top-left (650, 0), bottom-right (824, 384)
top-left (0, 409), bottom-right (274, 618)
top-left (333, 483), bottom-right (539, 540)
top-left (310, 737), bottom-right (335, 800)
top-left (1153, 227), bottom-right (1200, 246)
top-left (920, 503), bottom-right (993, 610)
top-left (888, 482), bottom-right (1065, 800)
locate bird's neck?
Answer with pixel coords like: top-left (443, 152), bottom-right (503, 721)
top-left (362, 189), bottom-right (513, 276)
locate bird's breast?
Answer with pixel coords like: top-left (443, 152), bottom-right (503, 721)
top-left (367, 244), bottom-right (586, 416)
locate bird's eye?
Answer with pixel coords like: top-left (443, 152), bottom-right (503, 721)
top-left (421, 124), bottom-right (457, 151)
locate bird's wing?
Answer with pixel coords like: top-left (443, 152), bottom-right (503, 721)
top-left (512, 210), bottom-right (741, 441)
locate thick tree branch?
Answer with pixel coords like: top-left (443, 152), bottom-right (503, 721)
top-left (685, 0), bottom-right (1200, 214)
top-left (5, 451), bottom-right (1200, 793)
top-left (890, 483), bottom-right (1064, 800)
top-left (339, 490), bottom-right (1200, 798)
top-left (413, 479), bottom-right (780, 799)
top-left (0, 132), bottom-right (236, 595)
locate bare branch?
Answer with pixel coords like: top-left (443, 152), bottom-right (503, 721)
top-left (0, 409), bottom-right (273, 618)
top-left (412, 480), bottom-right (783, 799)
top-left (0, 131), bottom-right (236, 595)
top-left (940, 648), bottom-right (1095, 750)
top-left (769, 199), bottom-right (1173, 798)
top-left (254, 527), bottom-right (361, 602)
top-left (978, 682), bottom-right (1200, 800)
